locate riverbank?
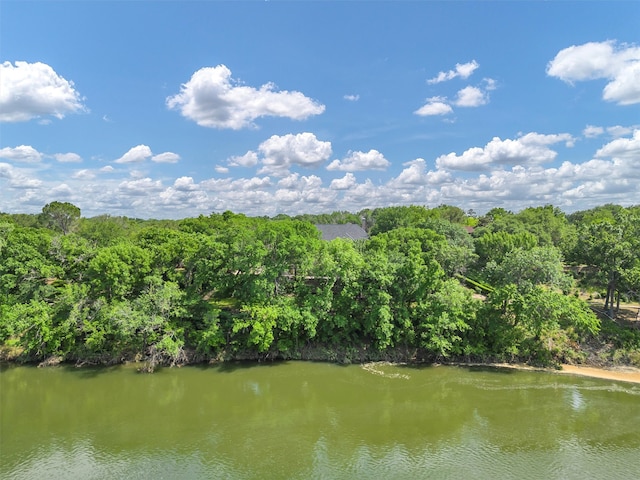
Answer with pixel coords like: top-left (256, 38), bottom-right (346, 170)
top-left (557, 364), bottom-right (640, 384)
top-left (460, 361), bottom-right (640, 384)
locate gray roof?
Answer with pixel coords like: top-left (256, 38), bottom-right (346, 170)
top-left (315, 223), bottom-right (369, 241)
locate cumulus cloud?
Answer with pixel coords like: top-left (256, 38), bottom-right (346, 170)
top-left (71, 169), bottom-right (96, 180)
top-left (330, 172), bottom-right (358, 190)
top-left (228, 151), bottom-right (259, 168)
top-left (257, 132), bottom-right (332, 176)
top-left (454, 86), bottom-right (487, 107)
top-left (118, 177), bottom-right (164, 195)
top-left (166, 65), bottom-right (325, 129)
top-left (174, 176), bottom-right (198, 191)
top-left (547, 40), bottom-right (640, 105)
top-left (428, 60), bottom-right (479, 84)
top-left (2, 126), bottom-right (637, 219)
top-left (436, 132), bottom-right (574, 171)
top-left (0, 163), bottom-right (12, 179)
top-left (327, 149), bottom-right (390, 172)
top-left (54, 152), bottom-right (82, 163)
top-left (115, 145), bottom-right (153, 164)
top-left (0, 61), bottom-right (86, 122)
top-left (114, 145), bottom-right (180, 164)
top-left (0, 163), bottom-right (43, 190)
top-left (11, 176), bottom-right (43, 189)
top-left (50, 183), bottom-right (74, 197)
top-left (417, 78), bottom-right (496, 115)
top-left (414, 97), bottom-right (453, 116)
top-left (390, 158), bottom-right (452, 188)
top-left (583, 125), bottom-right (604, 138)
top-left (607, 125), bottom-right (636, 137)
top-left (595, 129), bottom-right (640, 159)
top-left (0, 145), bottom-right (43, 163)
top-left (152, 152), bottom-right (181, 163)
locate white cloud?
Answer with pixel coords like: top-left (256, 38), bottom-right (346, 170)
top-left (54, 152), bottom-right (82, 163)
top-left (427, 60), bottom-right (479, 84)
top-left (257, 132), bottom-right (332, 176)
top-left (344, 94), bottom-right (360, 101)
top-left (483, 78), bottom-right (497, 91)
top-left (118, 177), bottom-right (164, 195)
top-left (454, 86), bottom-right (487, 107)
top-left (595, 129), bottom-right (640, 159)
top-left (276, 173), bottom-right (323, 191)
top-left (11, 176), bottom-right (43, 189)
top-left (72, 169), bottom-right (96, 180)
top-left (174, 176), bottom-right (198, 191)
top-left (607, 125), bottom-right (635, 137)
top-left (582, 124), bottom-right (636, 139)
top-left (0, 145), bottom-right (43, 163)
top-left (234, 177), bottom-right (273, 191)
top-left (547, 40), bottom-right (640, 105)
top-left (277, 173), bottom-right (304, 189)
top-left (583, 125), bottom-right (604, 138)
top-left (436, 133), bottom-right (574, 171)
top-left (1, 128), bottom-right (637, 219)
top-left (390, 158), bottom-right (452, 188)
top-left (166, 64), bottom-right (325, 129)
top-left (414, 97), bottom-right (453, 116)
top-left (0, 163), bottom-right (43, 190)
top-left (228, 151), bottom-right (259, 168)
top-left (330, 172), bottom-right (357, 190)
top-left (417, 79), bottom-right (496, 115)
top-left (151, 152), bottom-right (181, 163)
top-left (115, 145), bottom-right (153, 164)
top-left (215, 165), bottom-right (230, 174)
top-left (50, 183), bottom-right (74, 197)
top-left (326, 149), bottom-right (390, 172)
top-left (0, 61), bottom-right (86, 122)
top-left (0, 163), bottom-right (13, 179)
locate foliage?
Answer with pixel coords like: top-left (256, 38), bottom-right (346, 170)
top-left (0, 202), bottom-right (636, 371)
top-left (41, 201), bottom-right (81, 235)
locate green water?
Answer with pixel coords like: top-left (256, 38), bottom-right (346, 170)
top-left (1, 361), bottom-right (639, 479)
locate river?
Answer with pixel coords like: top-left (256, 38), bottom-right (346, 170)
top-left (1, 361), bottom-right (639, 479)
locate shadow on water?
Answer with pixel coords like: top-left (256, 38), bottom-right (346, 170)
top-left (393, 362), bottom-right (519, 376)
top-left (192, 358), bottom-right (290, 373)
top-left (465, 365), bottom-right (518, 375)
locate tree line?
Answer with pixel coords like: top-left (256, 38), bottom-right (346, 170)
top-left (1, 202), bottom-right (639, 371)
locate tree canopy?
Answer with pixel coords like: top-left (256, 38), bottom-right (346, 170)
top-left (1, 202), bottom-right (638, 371)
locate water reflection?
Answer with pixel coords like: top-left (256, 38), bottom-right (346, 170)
top-left (1, 362), bottom-right (639, 479)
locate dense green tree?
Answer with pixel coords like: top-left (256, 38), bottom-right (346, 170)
top-left (431, 204), bottom-right (468, 225)
top-left (77, 215), bottom-right (134, 247)
top-left (0, 204), bottom-right (636, 370)
top-left (421, 218), bottom-right (477, 275)
top-left (570, 208), bottom-right (639, 316)
top-left (369, 205), bottom-right (435, 235)
top-left (87, 243), bottom-right (152, 300)
top-left (484, 246), bottom-right (573, 292)
top-left (0, 227), bottom-right (61, 303)
top-left (474, 230), bottom-right (538, 268)
top-left (41, 201), bottom-right (81, 235)
top-left (417, 279), bottom-right (477, 358)
top-left (515, 205), bottom-right (577, 253)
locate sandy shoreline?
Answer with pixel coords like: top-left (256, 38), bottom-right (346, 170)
top-left (556, 364), bottom-right (640, 384)
top-left (475, 362), bottom-right (640, 384)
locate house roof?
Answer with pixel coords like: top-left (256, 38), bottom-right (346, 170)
top-left (315, 223), bottom-right (369, 241)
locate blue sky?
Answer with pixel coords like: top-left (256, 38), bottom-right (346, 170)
top-left (1, 1), bottom-right (639, 219)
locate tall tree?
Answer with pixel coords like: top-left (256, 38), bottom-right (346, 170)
top-left (571, 207), bottom-right (639, 317)
top-left (41, 201), bottom-right (81, 235)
